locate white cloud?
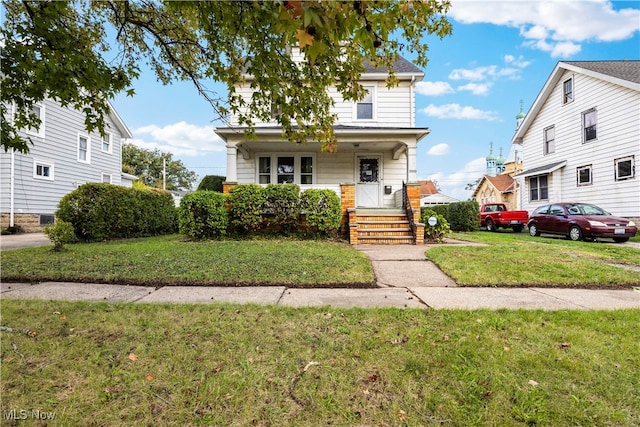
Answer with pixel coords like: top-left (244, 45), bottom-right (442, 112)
top-left (131, 121), bottom-right (226, 157)
top-left (449, 0), bottom-right (640, 57)
top-left (415, 81), bottom-right (455, 96)
top-left (421, 104), bottom-right (500, 121)
top-left (427, 143), bottom-right (450, 155)
top-left (421, 157), bottom-right (486, 201)
top-left (449, 65), bottom-right (498, 81)
top-left (457, 82), bottom-right (492, 96)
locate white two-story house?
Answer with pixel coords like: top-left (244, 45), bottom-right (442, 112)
top-left (0, 99), bottom-right (135, 232)
top-left (215, 50), bottom-right (429, 244)
top-left (512, 60), bottom-right (640, 221)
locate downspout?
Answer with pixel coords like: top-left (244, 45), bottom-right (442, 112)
top-left (9, 149), bottom-right (15, 227)
top-left (410, 75), bottom-right (415, 127)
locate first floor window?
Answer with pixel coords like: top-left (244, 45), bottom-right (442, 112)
top-left (102, 173), bottom-right (112, 184)
top-left (529, 175), bottom-right (548, 201)
top-left (577, 165), bottom-right (592, 186)
top-left (257, 154), bottom-right (315, 185)
top-left (34, 161), bottom-right (54, 180)
top-left (615, 156), bottom-right (635, 181)
top-left (78, 134), bottom-right (90, 163)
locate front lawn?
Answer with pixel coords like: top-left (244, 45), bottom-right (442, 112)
top-left (1, 300), bottom-right (638, 426)
top-left (431, 232), bottom-right (640, 288)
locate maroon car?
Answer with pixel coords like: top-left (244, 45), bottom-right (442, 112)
top-left (527, 203), bottom-right (638, 243)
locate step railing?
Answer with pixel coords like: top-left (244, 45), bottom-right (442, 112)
top-left (402, 181), bottom-right (417, 244)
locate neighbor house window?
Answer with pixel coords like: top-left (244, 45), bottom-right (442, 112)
top-left (615, 156), bottom-right (635, 181)
top-left (582, 108), bottom-right (597, 142)
top-left (34, 160), bottom-right (54, 180)
top-left (577, 165), bottom-right (592, 186)
top-left (102, 173), bottom-right (112, 184)
top-left (543, 125), bottom-right (555, 155)
top-left (101, 132), bottom-right (112, 153)
top-left (77, 134), bottom-right (90, 163)
top-left (356, 86), bottom-right (375, 120)
top-left (26, 103), bottom-right (45, 138)
top-left (562, 77), bottom-right (573, 104)
top-left (257, 154), bottom-right (315, 185)
top-left (529, 175), bottom-right (548, 201)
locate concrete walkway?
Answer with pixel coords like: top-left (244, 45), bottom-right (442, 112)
top-left (1, 234), bottom-right (639, 310)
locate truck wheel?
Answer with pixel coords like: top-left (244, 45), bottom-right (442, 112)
top-left (512, 225), bottom-right (523, 233)
top-left (486, 218), bottom-right (496, 232)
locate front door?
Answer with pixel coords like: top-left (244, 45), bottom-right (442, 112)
top-left (356, 155), bottom-right (382, 207)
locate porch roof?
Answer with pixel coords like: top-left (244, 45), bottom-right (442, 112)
top-left (215, 125), bottom-right (430, 141)
top-left (514, 160), bottom-right (567, 178)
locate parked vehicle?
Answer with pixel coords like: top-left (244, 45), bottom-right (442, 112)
top-left (480, 203), bottom-right (529, 233)
top-left (527, 203), bottom-right (638, 243)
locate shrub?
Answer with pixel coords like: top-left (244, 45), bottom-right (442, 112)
top-left (227, 184), bottom-right (266, 234)
top-left (43, 220), bottom-right (77, 251)
top-left (420, 209), bottom-right (451, 243)
top-left (197, 175), bottom-right (226, 192)
top-left (263, 184), bottom-right (301, 232)
top-left (300, 189), bottom-right (342, 235)
top-left (56, 183), bottom-right (176, 241)
top-left (178, 191), bottom-right (228, 240)
top-left (448, 200), bottom-right (480, 232)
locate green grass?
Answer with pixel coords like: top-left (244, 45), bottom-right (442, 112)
top-left (0, 235), bottom-right (374, 288)
top-left (1, 300), bottom-right (638, 426)
top-left (428, 231), bottom-right (640, 288)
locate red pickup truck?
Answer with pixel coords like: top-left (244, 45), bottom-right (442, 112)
top-left (480, 203), bottom-right (529, 233)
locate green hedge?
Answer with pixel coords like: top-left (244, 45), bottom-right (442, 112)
top-left (263, 184), bottom-right (301, 232)
top-left (300, 189), bottom-right (342, 235)
top-left (424, 200), bottom-right (480, 232)
top-left (178, 191), bottom-right (228, 240)
top-left (197, 175), bottom-right (226, 192)
top-left (227, 184), bottom-right (266, 234)
top-left (56, 183), bottom-right (177, 241)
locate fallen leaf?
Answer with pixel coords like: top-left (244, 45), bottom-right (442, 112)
top-left (528, 380), bottom-right (539, 387)
top-left (59, 315), bottom-right (67, 321)
top-left (442, 334), bottom-right (450, 341)
top-left (561, 342), bottom-right (571, 349)
top-left (128, 353), bottom-right (138, 361)
top-left (391, 336), bottom-right (409, 345)
top-left (146, 374), bottom-right (154, 381)
top-left (398, 410), bottom-right (407, 421)
top-left (503, 346), bottom-right (511, 352)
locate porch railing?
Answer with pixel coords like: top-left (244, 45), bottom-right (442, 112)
top-left (402, 181), bottom-right (417, 244)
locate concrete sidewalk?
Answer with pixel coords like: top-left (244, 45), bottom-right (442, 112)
top-left (1, 235), bottom-right (639, 310)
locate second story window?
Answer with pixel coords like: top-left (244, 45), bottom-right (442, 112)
top-left (543, 125), bottom-right (555, 155)
top-left (582, 108), bottom-right (597, 142)
top-left (26, 103), bottom-right (45, 138)
top-left (101, 132), bottom-right (112, 153)
top-left (356, 86), bottom-right (375, 120)
top-left (562, 77), bottom-right (573, 104)
top-left (78, 134), bottom-right (90, 163)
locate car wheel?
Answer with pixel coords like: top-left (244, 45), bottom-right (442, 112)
top-left (486, 219), bottom-right (495, 232)
top-left (529, 223), bottom-right (540, 237)
top-left (613, 237), bottom-right (629, 243)
top-left (512, 225), bottom-right (523, 233)
top-left (568, 225), bottom-right (583, 241)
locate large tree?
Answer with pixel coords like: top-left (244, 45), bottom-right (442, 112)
top-left (1, 0), bottom-right (452, 153)
top-left (122, 143), bottom-right (197, 191)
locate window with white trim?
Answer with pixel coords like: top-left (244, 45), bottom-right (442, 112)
top-left (582, 108), bottom-right (597, 142)
top-left (529, 175), bottom-right (548, 201)
top-left (101, 132), bottom-right (112, 153)
top-left (576, 165), bottom-right (592, 186)
top-left (355, 86), bottom-right (375, 120)
top-left (562, 77), bottom-right (573, 104)
top-left (34, 160), bottom-right (54, 180)
top-left (543, 125), bottom-right (555, 155)
top-left (102, 173), bottom-right (112, 184)
top-left (257, 154), bottom-right (315, 185)
top-left (77, 134), bottom-right (90, 163)
top-left (26, 103), bottom-right (45, 138)
top-left (615, 156), bottom-right (635, 181)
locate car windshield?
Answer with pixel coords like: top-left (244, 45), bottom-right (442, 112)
top-left (566, 204), bottom-right (607, 215)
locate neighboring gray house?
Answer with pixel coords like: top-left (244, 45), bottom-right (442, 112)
top-left (512, 60), bottom-right (640, 221)
top-left (0, 99), bottom-right (133, 231)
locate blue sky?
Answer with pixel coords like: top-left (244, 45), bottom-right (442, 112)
top-left (111, 0), bottom-right (640, 199)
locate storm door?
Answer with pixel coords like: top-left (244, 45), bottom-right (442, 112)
top-left (355, 155), bottom-right (382, 207)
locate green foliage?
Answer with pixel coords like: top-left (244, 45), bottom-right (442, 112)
top-left (420, 209), bottom-right (451, 243)
top-left (300, 189), bottom-right (342, 234)
top-left (197, 175), bottom-right (226, 192)
top-left (1, 1), bottom-right (452, 153)
top-left (43, 220), bottom-right (77, 251)
top-left (122, 143), bottom-right (197, 191)
top-left (427, 201), bottom-right (480, 232)
top-left (227, 184), bottom-right (266, 234)
top-left (178, 191), bottom-right (228, 240)
top-left (56, 183), bottom-right (176, 241)
top-left (263, 184), bottom-right (301, 232)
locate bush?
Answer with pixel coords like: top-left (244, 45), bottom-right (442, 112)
top-left (263, 184), bottom-right (300, 232)
top-left (178, 191), bottom-right (228, 240)
top-left (300, 189), bottom-right (342, 235)
top-left (448, 200), bottom-right (480, 232)
top-left (420, 209), bottom-right (451, 243)
top-left (197, 175), bottom-right (226, 192)
top-left (43, 220), bottom-right (77, 251)
top-left (56, 183), bottom-right (177, 241)
top-left (227, 184), bottom-right (266, 234)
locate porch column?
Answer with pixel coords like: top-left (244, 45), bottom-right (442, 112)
top-left (226, 142), bottom-right (238, 182)
top-left (407, 144), bottom-right (417, 182)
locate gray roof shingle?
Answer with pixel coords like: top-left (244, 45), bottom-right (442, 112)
top-left (563, 60), bottom-right (640, 84)
top-left (363, 56), bottom-right (423, 75)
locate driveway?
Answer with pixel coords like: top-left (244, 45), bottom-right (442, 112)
top-left (0, 233), bottom-right (51, 250)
